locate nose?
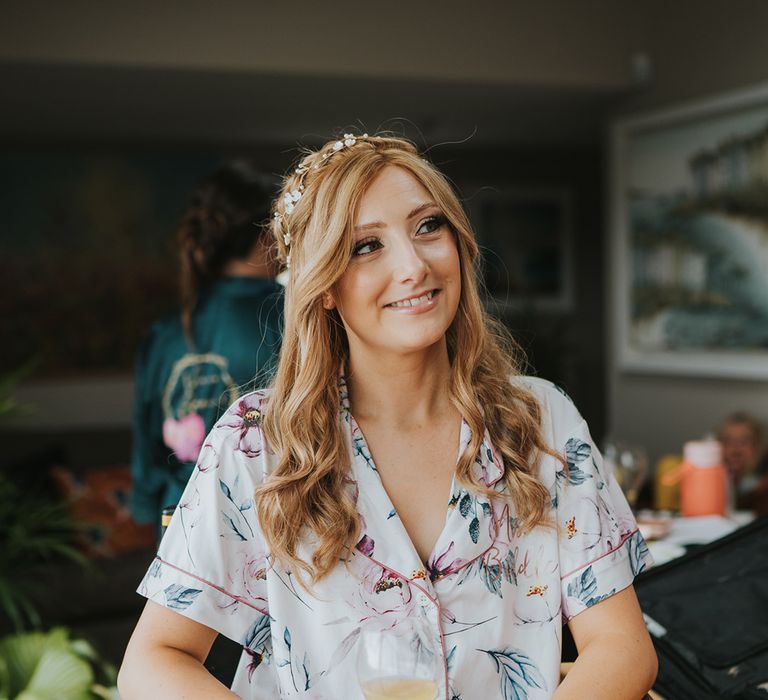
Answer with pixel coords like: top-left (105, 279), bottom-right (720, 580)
top-left (392, 236), bottom-right (428, 284)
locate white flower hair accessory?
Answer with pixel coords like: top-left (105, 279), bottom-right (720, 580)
top-left (274, 133), bottom-right (369, 268)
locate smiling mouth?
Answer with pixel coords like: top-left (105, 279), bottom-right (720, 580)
top-left (386, 290), bottom-right (439, 308)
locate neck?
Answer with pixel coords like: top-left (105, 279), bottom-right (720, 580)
top-left (346, 340), bottom-right (454, 427)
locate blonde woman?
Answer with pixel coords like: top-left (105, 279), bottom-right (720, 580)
top-left (119, 134), bottom-right (657, 699)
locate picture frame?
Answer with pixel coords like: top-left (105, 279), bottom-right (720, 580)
top-left (610, 82), bottom-right (768, 379)
top-left (469, 187), bottom-right (573, 313)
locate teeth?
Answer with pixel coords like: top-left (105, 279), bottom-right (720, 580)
top-left (389, 291), bottom-right (435, 308)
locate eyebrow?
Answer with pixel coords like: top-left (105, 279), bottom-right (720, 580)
top-left (354, 201), bottom-right (438, 232)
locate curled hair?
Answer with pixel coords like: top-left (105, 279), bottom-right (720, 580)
top-left (257, 134), bottom-right (561, 582)
top-left (176, 160), bottom-right (275, 343)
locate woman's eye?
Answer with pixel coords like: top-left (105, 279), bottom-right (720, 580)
top-left (352, 237), bottom-right (382, 256)
top-left (417, 215), bottom-right (446, 235)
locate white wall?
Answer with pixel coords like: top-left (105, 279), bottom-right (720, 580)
top-left (606, 0), bottom-right (768, 459)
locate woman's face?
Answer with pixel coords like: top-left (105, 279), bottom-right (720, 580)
top-left (328, 165), bottom-right (461, 362)
top-left (720, 422), bottom-right (758, 480)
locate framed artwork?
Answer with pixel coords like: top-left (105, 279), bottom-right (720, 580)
top-left (610, 82), bottom-right (768, 378)
top-left (470, 187), bottom-right (573, 313)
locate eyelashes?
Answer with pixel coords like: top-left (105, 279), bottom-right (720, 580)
top-left (351, 215), bottom-right (448, 257)
top-left (352, 237), bottom-right (382, 256)
top-left (417, 214), bottom-right (447, 235)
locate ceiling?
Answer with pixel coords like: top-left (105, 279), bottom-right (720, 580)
top-left (1, 61), bottom-right (630, 148)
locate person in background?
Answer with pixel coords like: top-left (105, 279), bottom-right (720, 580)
top-left (718, 412), bottom-right (768, 515)
top-left (718, 413), bottom-right (763, 494)
top-left (130, 160), bottom-right (283, 531)
top-left (120, 134), bottom-right (656, 699)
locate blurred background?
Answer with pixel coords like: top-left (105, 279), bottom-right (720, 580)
top-left (1, 0), bottom-right (767, 692)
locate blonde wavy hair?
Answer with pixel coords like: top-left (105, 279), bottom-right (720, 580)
top-left (257, 134), bottom-right (560, 582)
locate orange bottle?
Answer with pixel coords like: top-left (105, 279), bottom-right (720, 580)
top-left (679, 440), bottom-right (728, 517)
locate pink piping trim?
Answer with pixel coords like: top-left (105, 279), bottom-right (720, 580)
top-left (560, 528), bottom-right (640, 580)
top-left (155, 556), bottom-right (269, 617)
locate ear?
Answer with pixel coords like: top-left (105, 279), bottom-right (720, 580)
top-left (322, 292), bottom-right (336, 310)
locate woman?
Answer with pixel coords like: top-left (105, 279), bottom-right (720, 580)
top-left (119, 135), bottom-right (657, 698)
top-left (130, 159), bottom-right (283, 530)
top-left (718, 412), bottom-right (768, 514)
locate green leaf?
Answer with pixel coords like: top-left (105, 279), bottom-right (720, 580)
top-left (0, 629), bottom-right (94, 700)
top-left (24, 647), bottom-right (93, 700)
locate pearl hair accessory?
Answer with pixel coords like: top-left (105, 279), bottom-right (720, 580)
top-left (274, 133), bottom-right (369, 268)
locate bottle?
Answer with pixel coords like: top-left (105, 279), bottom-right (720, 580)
top-left (654, 454), bottom-right (683, 511)
top-left (679, 440), bottom-right (728, 517)
top-left (160, 505), bottom-right (176, 540)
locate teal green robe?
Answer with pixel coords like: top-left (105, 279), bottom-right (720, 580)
top-left (131, 277), bottom-right (283, 526)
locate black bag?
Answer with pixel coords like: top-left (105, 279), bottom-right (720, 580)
top-left (635, 517), bottom-right (768, 699)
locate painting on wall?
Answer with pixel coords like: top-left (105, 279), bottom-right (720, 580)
top-left (471, 187), bottom-right (572, 313)
top-left (0, 151), bottom-right (220, 378)
top-left (611, 82), bottom-right (768, 378)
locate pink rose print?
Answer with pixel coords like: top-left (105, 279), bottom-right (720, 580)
top-left (356, 534), bottom-right (375, 557)
top-left (218, 395), bottom-right (265, 458)
top-left (163, 413), bottom-right (206, 462)
top-left (196, 442), bottom-right (219, 473)
top-left (240, 546), bottom-right (269, 605)
top-left (348, 560), bottom-right (420, 627)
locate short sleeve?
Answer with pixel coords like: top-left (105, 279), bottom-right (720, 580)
top-left (549, 396), bottom-right (653, 621)
top-left (137, 391), bottom-right (272, 647)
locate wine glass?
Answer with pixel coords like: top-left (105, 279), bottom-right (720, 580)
top-left (356, 619), bottom-right (439, 700)
top-left (603, 441), bottom-right (649, 510)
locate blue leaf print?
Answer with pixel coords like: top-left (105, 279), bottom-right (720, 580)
top-left (243, 613), bottom-right (272, 654)
top-left (565, 438), bottom-right (591, 467)
top-left (561, 438), bottom-right (593, 487)
top-left (566, 566), bottom-right (614, 608)
top-left (221, 511), bottom-right (247, 541)
top-left (628, 531), bottom-right (650, 575)
top-left (446, 646), bottom-right (462, 699)
top-left (480, 501), bottom-right (492, 517)
top-left (502, 550), bottom-right (517, 585)
top-left (219, 478), bottom-right (255, 538)
top-left (553, 383), bottom-right (574, 403)
top-left (148, 559), bottom-right (162, 578)
top-left (565, 465), bottom-right (593, 486)
top-left (282, 626), bottom-right (299, 692)
top-left (446, 645), bottom-right (457, 671)
top-left (459, 492), bottom-right (472, 518)
top-left (480, 647), bottom-right (546, 700)
top-left (353, 435), bottom-right (376, 471)
top-left (239, 499), bottom-right (253, 513)
top-left (479, 560), bottom-right (502, 597)
top-left (387, 508), bottom-right (397, 520)
top-left (163, 584), bottom-right (202, 611)
top-left (469, 516), bottom-right (480, 544)
top-left (302, 651), bottom-right (311, 690)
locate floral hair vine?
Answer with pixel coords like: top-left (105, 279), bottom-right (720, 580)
top-left (274, 133), bottom-right (369, 268)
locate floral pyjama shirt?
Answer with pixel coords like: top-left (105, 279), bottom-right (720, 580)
top-left (138, 376), bottom-right (652, 699)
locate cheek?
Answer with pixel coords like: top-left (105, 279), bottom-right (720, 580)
top-left (335, 270), bottom-right (380, 318)
top-left (433, 243), bottom-right (461, 287)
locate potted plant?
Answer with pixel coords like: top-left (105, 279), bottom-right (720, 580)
top-left (0, 627), bottom-right (119, 700)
